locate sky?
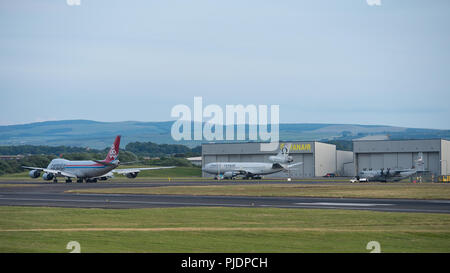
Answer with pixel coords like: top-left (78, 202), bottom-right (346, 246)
top-left (0, 0), bottom-right (449, 129)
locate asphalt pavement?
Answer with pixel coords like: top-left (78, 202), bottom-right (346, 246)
top-left (0, 180), bottom-right (449, 213)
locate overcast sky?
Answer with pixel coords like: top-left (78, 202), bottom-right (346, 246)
top-left (0, 0), bottom-right (449, 129)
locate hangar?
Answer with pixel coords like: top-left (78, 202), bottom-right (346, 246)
top-left (201, 141), bottom-right (353, 178)
top-left (353, 139), bottom-right (450, 176)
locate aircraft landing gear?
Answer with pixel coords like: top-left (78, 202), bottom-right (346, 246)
top-left (53, 178), bottom-right (58, 183)
top-left (77, 178), bottom-right (84, 183)
top-left (248, 176), bottom-right (261, 180)
top-left (65, 179), bottom-right (72, 183)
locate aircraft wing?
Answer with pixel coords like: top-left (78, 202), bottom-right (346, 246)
top-left (233, 169), bottom-right (249, 176)
top-left (22, 166), bottom-right (77, 178)
top-left (112, 166), bottom-right (176, 175)
top-left (47, 169), bottom-right (77, 178)
top-left (22, 166), bottom-right (46, 171)
top-left (287, 162), bottom-right (303, 168)
top-left (94, 171), bottom-right (115, 179)
top-left (272, 162), bottom-right (303, 170)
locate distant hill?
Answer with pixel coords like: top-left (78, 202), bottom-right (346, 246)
top-left (0, 120), bottom-right (448, 149)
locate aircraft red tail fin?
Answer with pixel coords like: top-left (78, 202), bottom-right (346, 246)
top-left (105, 135), bottom-right (121, 162)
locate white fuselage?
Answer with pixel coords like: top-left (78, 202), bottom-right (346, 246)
top-left (47, 158), bottom-right (117, 178)
top-left (202, 162), bottom-right (283, 176)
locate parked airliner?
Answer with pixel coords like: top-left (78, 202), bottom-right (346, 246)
top-left (202, 143), bottom-right (302, 179)
top-left (23, 135), bottom-right (174, 183)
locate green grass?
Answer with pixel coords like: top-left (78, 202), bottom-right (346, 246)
top-left (0, 172), bottom-right (31, 180)
top-left (68, 183), bottom-right (450, 200)
top-left (116, 166), bottom-right (202, 178)
top-left (0, 184), bottom-right (39, 188)
top-left (0, 206), bottom-right (449, 253)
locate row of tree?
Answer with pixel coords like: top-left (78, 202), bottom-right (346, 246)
top-left (0, 145), bottom-right (101, 155)
top-left (0, 155), bottom-right (54, 176)
top-left (0, 141), bottom-right (202, 157)
top-left (0, 152), bottom-right (194, 176)
top-left (125, 142), bottom-right (201, 157)
top-left (0, 141), bottom-right (202, 175)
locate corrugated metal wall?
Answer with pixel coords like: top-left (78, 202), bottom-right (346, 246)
top-left (354, 139), bottom-right (445, 176)
top-left (356, 152), bottom-right (440, 175)
top-left (201, 142), bottom-right (318, 177)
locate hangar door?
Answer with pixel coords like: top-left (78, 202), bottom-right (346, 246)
top-left (266, 153), bottom-right (314, 178)
top-left (357, 152), bottom-right (440, 175)
top-left (286, 153), bottom-right (314, 177)
top-left (357, 153), bottom-right (371, 172)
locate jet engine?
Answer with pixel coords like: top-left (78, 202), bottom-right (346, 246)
top-left (43, 173), bottom-right (54, 181)
top-left (126, 172), bottom-right (138, 179)
top-left (29, 170), bottom-right (41, 178)
top-left (223, 171), bottom-right (236, 179)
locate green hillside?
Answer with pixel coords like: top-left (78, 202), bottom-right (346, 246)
top-left (0, 120), bottom-right (448, 149)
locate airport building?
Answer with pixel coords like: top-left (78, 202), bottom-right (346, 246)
top-left (201, 138), bottom-right (450, 178)
top-left (353, 139), bottom-right (450, 176)
top-left (201, 141), bottom-right (354, 178)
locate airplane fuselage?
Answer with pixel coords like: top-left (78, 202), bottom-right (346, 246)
top-left (359, 169), bottom-right (417, 182)
top-left (47, 158), bottom-right (117, 178)
top-left (202, 162), bottom-right (283, 176)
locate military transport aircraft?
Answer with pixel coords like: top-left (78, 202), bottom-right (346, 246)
top-left (352, 152), bottom-right (425, 182)
top-left (22, 135), bottom-right (174, 183)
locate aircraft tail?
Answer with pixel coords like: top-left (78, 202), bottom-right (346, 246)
top-left (414, 152), bottom-right (424, 171)
top-left (287, 162), bottom-right (303, 169)
top-left (278, 143), bottom-right (292, 156)
top-left (105, 135), bottom-right (121, 162)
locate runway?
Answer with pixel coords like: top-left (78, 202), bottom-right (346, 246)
top-left (1, 180), bottom-right (450, 213)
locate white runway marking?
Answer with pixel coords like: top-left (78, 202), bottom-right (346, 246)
top-left (294, 202), bottom-right (393, 207)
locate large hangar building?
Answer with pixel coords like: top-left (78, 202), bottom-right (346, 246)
top-left (202, 141), bottom-right (354, 178)
top-left (353, 139), bottom-right (450, 176)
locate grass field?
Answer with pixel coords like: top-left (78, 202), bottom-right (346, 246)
top-left (68, 183), bottom-right (450, 200)
top-left (0, 206), bottom-right (449, 253)
top-left (0, 184), bottom-right (39, 188)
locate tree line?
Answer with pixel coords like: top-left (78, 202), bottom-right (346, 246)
top-left (0, 141), bottom-right (201, 157)
top-left (0, 141), bottom-right (202, 175)
top-left (125, 142), bottom-right (201, 157)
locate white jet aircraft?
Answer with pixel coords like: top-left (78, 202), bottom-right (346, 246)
top-left (23, 135), bottom-right (175, 183)
top-left (202, 143), bottom-right (302, 180)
